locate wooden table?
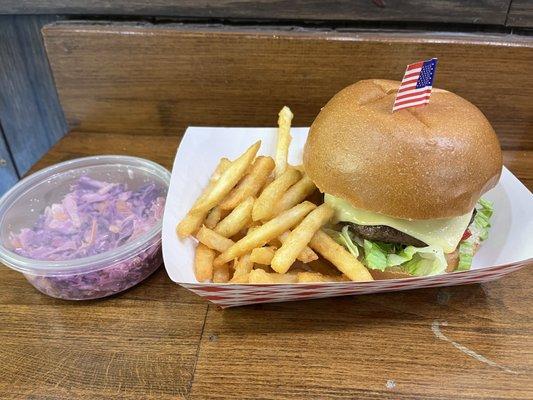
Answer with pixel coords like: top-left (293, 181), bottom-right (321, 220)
top-left (0, 131), bottom-right (531, 399)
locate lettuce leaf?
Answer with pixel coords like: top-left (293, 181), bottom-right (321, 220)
top-left (325, 198), bottom-right (494, 276)
top-left (326, 228), bottom-right (447, 276)
top-left (364, 239), bottom-right (447, 276)
top-left (457, 198), bottom-right (494, 271)
top-left (324, 226), bottom-right (360, 258)
top-left (392, 245), bottom-right (447, 276)
top-left (363, 240), bottom-right (388, 270)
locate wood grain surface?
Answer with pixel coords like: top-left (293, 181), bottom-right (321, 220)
top-left (43, 23), bottom-right (533, 150)
top-left (507, 0), bottom-right (533, 28)
top-left (0, 15), bottom-right (67, 176)
top-left (0, 0), bottom-right (512, 26)
top-left (0, 131), bottom-right (531, 399)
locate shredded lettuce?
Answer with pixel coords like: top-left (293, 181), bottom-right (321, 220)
top-left (363, 240), bottom-right (388, 270)
top-left (364, 240), bottom-right (447, 276)
top-left (326, 227), bottom-right (447, 276)
top-left (392, 245), bottom-right (447, 276)
top-left (325, 198), bottom-right (493, 276)
top-left (457, 198), bottom-right (494, 271)
top-left (457, 241), bottom-right (474, 271)
top-left (324, 226), bottom-right (360, 259)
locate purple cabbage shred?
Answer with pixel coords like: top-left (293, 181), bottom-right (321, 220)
top-left (10, 176), bottom-right (166, 300)
top-left (10, 175), bottom-right (165, 261)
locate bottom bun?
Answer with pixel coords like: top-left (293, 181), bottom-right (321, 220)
top-left (368, 245), bottom-right (479, 280)
top-left (369, 267), bottom-right (413, 280)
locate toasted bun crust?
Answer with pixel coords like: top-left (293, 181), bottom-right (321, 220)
top-left (303, 79), bottom-right (502, 219)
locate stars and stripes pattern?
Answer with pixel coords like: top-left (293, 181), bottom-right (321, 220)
top-left (393, 58), bottom-right (438, 112)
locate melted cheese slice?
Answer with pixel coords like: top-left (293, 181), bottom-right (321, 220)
top-left (324, 194), bottom-right (473, 253)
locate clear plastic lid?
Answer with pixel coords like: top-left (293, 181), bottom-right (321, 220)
top-left (0, 156), bottom-right (170, 276)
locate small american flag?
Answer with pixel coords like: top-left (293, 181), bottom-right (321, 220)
top-left (393, 58), bottom-right (438, 112)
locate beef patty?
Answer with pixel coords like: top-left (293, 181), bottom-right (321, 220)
top-left (346, 210), bottom-right (477, 247)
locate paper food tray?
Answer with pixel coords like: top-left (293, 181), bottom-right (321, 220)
top-left (163, 127), bottom-right (533, 308)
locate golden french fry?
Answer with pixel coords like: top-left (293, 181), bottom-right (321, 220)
top-left (279, 231), bottom-right (318, 263)
top-left (297, 271), bottom-right (349, 283)
top-left (214, 197), bottom-right (254, 238)
top-left (260, 175), bottom-right (275, 194)
top-left (194, 243), bottom-right (215, 282)
top-left (220, 156), bottom-right (275, 210)
top-left (229, 274), bottom-right (249, 284)
top-left (214, 201), bottom-right (316, 266)
top-left (271, 204), bottom-right (334, 273)
top-left (252, 168), bottom-right (301, 221)
top-left (307, 258), bottom-right (340, 276)
top-left (191, 141), bottom-right (261, 215)
top-left (274, 106), bottom-right (294, 177)
top-left (230, 254), bottom-right (254, 283)
top-left (249, 269), bottom-right (298, 284)
top-left (272, 175), bottom-right (316, 217)
top-left (196, 226), bottom-right (235, 252)
top-left (309, 230), bottom-right (373, 282)
top-left (253, 264), bottom-right (273, 273)
top-left (177, 158), bottom-right (231, 238)
top-left (250, 246), bottom-right (276, 265)
top-left (213, 263), bottom-right (230, 283)
top-left (205, 206), bottom-right (226, 229)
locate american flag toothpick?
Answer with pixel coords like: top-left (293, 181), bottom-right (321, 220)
top-left (393, 58), bottom-right (438, 112)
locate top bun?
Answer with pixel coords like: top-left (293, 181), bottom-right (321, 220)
top-left (303, 79), bottom-right (502, 220)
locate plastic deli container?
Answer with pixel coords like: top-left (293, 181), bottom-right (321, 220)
top-left (0, 156), bottom-right (170, 300)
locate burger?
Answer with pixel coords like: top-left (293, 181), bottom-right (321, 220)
top-left (303, 79), bottom-right (502, 279)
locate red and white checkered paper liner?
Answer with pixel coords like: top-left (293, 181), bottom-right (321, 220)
top-left (163, 127), bottom-right (533, 308)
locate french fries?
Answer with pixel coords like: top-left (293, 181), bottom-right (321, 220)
top-left (213, 263), bottom-right (231, 283)
top-left (214, 196), bottom-right (254, 238)
top-left (249, 269), bottom-right (298, 284)
top-left (177, 158), bottom-right (231, 238)
top-left (250, 246), bottom-right (277, 265)
top-left (271, 204), bottom-right (334, 273)
top-left (205, 206), bottom-right (225, 229)
top-left (309, 230), bottom-right (374, 282)
top-left (279, 231), bottom-right (318, 263)
top-left (196, 226), bottom-right (235, 252)
top-left (194, 243), bottom-right (216, 282)
top-left (191, 141), bottom-right (260, 215)
top-left (297, 272), bottom-right (349, 283)
top-left (252, 167), bottom-right (301, 221)
top-left (274, 106), bottom-right (294, 177)
top-left (214, 201), bottom-right (317, 266)
top-left (220, 156), bottom-right (274, 210)
top-left (272, 175), bottom-right (317, 216)
top-left (230, 254), bottom-right (254, 283)
top-left (177, 106), bottom-right (377, 288)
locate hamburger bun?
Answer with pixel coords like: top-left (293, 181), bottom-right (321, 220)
top-left (303, 79), bottom-right (502, 220)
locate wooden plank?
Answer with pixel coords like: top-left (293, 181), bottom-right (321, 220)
top-left (0, 125), bottom-right (18, 196)
top-left (0, 15), bottom-right (67, 175)
top-left (30, 132), bottom-right (533, 193)
top-left (43, 23), bottom-right (533, 150)
top-left (507, 0), bottom-right (533, 28)
top-left (503, 150), bottom-right (533, 189)
top-left (0, 269), bottom-right (207, 400)
top-left (191, 268), bottom-right (533, 400)
top-left (0, 1), bottom-right (512, 26)
top-left (30, 132), bottom-right (180, 174)
top-left (0, 132), bottom-right (207, 399)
